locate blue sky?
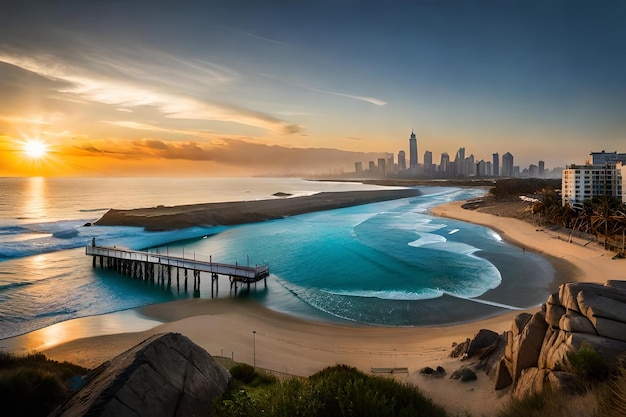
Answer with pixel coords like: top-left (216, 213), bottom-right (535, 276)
top-left (0, 0), bottom-right (624, 176)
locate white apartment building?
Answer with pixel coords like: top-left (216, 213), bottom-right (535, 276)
top-left (562, 162), bottom-right (626, 206)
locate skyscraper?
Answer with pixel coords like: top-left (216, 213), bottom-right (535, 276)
top-left (455, 147), bottom-right (466, 176)
top-left (440, 152), bottom-right (450, 175)
top-left (409, 130), bottom-right (417, 169)
top-left (398, 150), bottom-right (406, 170)
top-left (423, 151), bottom-right (433, 176)
top-left (502, 152), bottom-right (514, 177)
top-left (493, 152), bottom-right (499, 177)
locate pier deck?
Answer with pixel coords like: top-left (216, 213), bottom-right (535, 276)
top-left (86, 245), bottom-right (269, 296)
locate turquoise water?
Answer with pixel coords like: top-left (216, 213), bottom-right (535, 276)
top-left (0, 178), bottom-right (555, 338)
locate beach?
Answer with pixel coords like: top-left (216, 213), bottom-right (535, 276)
top-left (4, 197), bottom-right (626, 416)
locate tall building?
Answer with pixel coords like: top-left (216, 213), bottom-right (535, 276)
top-left (562, 162), bottom-right (625, 205)
top-left (455, 147), bottom-right (466, 176)
top-left (466, 154), bottom-right (475, 176)
top-left (377, 158), bottom-right (386, 176)
top-left (590, 150), bottom-right (626, 165)
top-left (409, 130), bottom-right (418, 169)
top-left (398, 151), bottom-right (406, 170)
top-left (440, 152), bottom-right (450, 175)
top-left (502, 152), bottom-right (514, 177)
top-left (423, 151), bottom-right (433, 176)
top-left (368, 161), bottom-right (375, 171)
top-left (355, 162), bottom-right (362, 173)
top-left (538, 161), bottom-right (545, 178)
top-left (493, 152), bottom-right (500, 177)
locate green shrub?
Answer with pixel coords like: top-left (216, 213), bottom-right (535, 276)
top-left (567, 344), bottom-right (611, 384)
top-left (217, 364), bottom-right (448, 417)
top-left (0, 352), bottom-right (89, 417)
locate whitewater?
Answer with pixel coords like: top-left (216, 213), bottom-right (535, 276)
top-left (0, 177), bottom-right (555, 339)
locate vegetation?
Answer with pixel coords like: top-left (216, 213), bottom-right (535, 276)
top-left (490, 178), bottom-right (561, 199)
top-left (216, 364), bottom-right (448, 417)
top-left (0, 352), bottom-right (89, 417)
top-left (566, 344), bottom-right (611, 384)
top-left (487, 178), bottom-right (626, 253)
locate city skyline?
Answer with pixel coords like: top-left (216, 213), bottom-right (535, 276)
top-left (1, 1), bottom-right (625, 177)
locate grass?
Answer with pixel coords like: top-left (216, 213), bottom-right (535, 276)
top-left (0, 352), bottom-right (90, 417)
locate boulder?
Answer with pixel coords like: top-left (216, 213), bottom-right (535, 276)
top-left (494, 358), bottom-right (513, 390)
top-left (547, 371), bottom-right (582, 395)
top-left (451, 366), bottom-right (477, 382)
top-left (545, 302), bottom-right (566, 329)
top-left (588, 316), bottom-right (626, 343)
top-left (511, 311), bottom-right (549, 381)
top-left (606, 280), bottom-right (626, 290)
top-left (559, 311), bottom-right (596, 335)
top-left (578, 291), bottom-right (626, 323)
top-left (512, 313), bottom-right (532, 335)
top-left (466, 329), bottom-right (501, 358)
top-left (51, 333), bottom-right (232, 417)
top-left (513, 368), bottom-right (549, 401)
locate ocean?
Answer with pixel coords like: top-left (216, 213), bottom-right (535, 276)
top-left (0, 177), bottom-right (555, 340)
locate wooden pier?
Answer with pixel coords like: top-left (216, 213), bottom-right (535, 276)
top-left (86, 245), bottom-right (269, 297)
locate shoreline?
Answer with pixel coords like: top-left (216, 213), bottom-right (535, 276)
top-left (5, 196), bottom-right (626, 416)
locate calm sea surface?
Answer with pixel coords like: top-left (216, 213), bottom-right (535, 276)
top-left (0, 177), bottom-right (554, 339)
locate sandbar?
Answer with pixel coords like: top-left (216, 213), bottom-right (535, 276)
top-left (95, 189), bottom-right (421, 230)
top-left (5, 197), bottom-right (626, 416)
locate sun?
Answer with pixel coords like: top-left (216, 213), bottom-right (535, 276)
top-left (22, 139), bottom-right (49, 160)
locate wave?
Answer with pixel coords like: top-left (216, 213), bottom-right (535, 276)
top-left (321, 288), bottom-right (445, 301)
top-left (79, 208), bottom-right (110, 213)
top-left (35, 308), bottom-right (78, 319)
top-left (0, 219), bottom-right (228, 261)
top-left (0, 281), bottom-right (32, 291)
top-left (0, 225), bottom-right (32, 235)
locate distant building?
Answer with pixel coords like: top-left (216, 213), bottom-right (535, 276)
top-left (423, 151), bottom-right (433, 176)
top-left (493, 152), bottom-right (500, 176)
top-left (538, 161), bottom-right (545, 178)
top-left (440, 152), bottom-right (450, 175)
top-left (590, 150), bottom-right (626, 165)
top-left (502, 152), bottom-right (514, 177)
top-left (355, 162), bottom-right (363, 173)
top-left (368, 161), bottom-right (375, 171)
top-left (398, 151), bottom-right (406, 170)
top-left (409, 130), bottom-right (418, 169)
top-left (377, 158), bottom-right (387, 176)
top-left (455, 148), bottom-right (466, 176)
top-left (562, 162), bottom-right (626, 206)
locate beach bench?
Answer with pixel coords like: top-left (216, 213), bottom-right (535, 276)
top-left (370, 367), bottom-right (409, 374)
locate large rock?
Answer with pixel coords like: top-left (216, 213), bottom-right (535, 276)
top-left (577, 290), bottom-right (626, 324)
top-left (545, 302), bottom-right (566, 329)
top-left (51, 333), bottom-right (232, 417)
top-left (511, 311), bottom-right (549, 381)
top-left (558, 311), bottom-right (596, 335)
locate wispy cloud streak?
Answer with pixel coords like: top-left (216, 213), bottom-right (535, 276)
top-left (0, 49), bottom-right (301, 134)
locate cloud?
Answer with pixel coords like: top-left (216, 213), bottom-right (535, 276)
top-left (309, 87), bottom-right (387, 106)
top-left (0, 49), bottom-right (300, 134)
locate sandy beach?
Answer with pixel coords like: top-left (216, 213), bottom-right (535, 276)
top-left (5, 198), bottom-right (626, 416)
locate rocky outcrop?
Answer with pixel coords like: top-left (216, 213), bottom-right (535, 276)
top-left (51, 332), bottom-right (232, 417)
top-left (494, 280), bottom-right (626, 397)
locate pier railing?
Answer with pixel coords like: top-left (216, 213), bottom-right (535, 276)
top-left (86, 245), bottom-right (269, 295)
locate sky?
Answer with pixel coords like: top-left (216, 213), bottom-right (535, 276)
top-left (0, 0), bottom-right (625, 177)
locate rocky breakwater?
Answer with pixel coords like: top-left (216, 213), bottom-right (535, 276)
top-left (495, 280), bottom-right (626, 399)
